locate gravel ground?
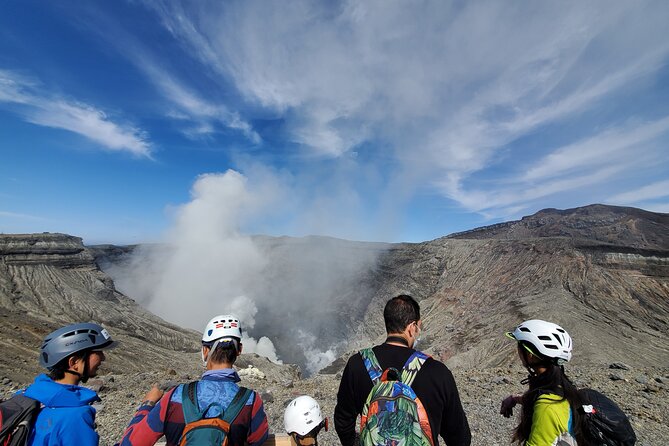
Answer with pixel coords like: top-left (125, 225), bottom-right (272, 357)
top-left (2, 356), bottom-right (667, 445)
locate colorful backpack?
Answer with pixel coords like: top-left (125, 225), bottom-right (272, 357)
top-left (0, 393), bottom-right (41, 446)
top-left (359, 348), bottom-right (434, 446)
top-left (179, 381), bottom-right (252, 446)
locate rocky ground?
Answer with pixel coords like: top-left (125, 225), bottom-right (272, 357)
top-left (2, 353), bottom-right (666, 446)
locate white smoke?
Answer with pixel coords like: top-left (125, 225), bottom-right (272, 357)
top-left (111, 170), bottom-right (281, 362)
top-left (296, 330), bottom-right (338, 375)
top-left (108, 168), bottom-right (382, 373)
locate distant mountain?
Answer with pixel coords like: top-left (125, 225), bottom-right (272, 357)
top-left (447, 204), bottom-right (668, 251)
top-left (0, 204), bottom-right (667, 384)
top-left (351, 204), bottom-right (668, 368)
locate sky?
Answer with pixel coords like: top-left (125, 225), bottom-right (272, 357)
top-left (1, 1), bottom-right (669, 245)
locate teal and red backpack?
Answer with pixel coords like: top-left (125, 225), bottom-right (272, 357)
top-left (359, 348), bottom-right (434, 446)
top-left (179, 382), bottom-right (252, 446)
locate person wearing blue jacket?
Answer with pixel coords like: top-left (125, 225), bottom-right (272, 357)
top-left (22, 322), bottom-right (118, 446)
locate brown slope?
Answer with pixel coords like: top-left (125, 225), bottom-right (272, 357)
top-left (347, 205), bottom-right (669, 369)
top-left (0, 233), bottom-right (199, 384)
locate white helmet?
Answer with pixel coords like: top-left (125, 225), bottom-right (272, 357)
top-left (506, 319), bottom-right (573, 364)
top-left (284, 395), bottom-right (326, 437)
top-left (202, 314), bottom-right (242, 344)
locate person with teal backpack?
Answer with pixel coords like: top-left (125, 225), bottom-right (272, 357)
top-left (334, 295), bottom-right (471, 446)
top-left (116, 314), bottom-right (268, 446)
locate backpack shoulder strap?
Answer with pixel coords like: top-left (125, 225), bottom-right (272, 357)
top-left (222, 387), bottom-right (253, 424)
top-left (359, 348), bottom-right (383, 384)
top-left (400, 351), bottom-right (429, 387)
top-left (181, 381), bottom-right (202, 424)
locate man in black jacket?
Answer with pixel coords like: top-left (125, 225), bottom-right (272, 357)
top-left (334, 294), bottom-right (471, 446)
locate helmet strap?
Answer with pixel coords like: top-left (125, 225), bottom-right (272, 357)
top-left (80, 351), bottom-right (91, 383)
top-left (64, 369), bottom-right (83, 379)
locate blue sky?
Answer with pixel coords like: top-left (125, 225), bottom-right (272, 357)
top-left (1, 1), bottom-right (669, 244)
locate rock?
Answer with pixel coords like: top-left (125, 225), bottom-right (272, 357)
top-left (643, 383), bottom-right (662, 393)
top-left (609, 362), bottom-right (631, 371)
top-left (492, 376), bottom-right (511, 385)
top-left (238, 366), bottom-right (266, 380)
top-left (167, 369), bottom-right (177, 376)
top-left (609, 372), bottom-right (626, 381)
top-left (261, 390), bottom-right (274, 404)
top-left (635, 375), bottom-right (649, 385)
top-left (159, 380), bottom-right (179, 391)
top-left (86, 379), bottom-right (105, 393)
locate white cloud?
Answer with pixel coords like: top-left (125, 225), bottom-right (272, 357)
top-left (608, 180), bottom-right (669, 204)
top-left (523, 117), bottom-right (669, 182)
top-left (0, 70), bottom-right (152, 157)
top-left (142, 0), bottom-right (669, 219)
top-left (134, 57), bottom-right (261, 143)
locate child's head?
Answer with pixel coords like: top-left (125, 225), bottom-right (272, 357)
top-left (284, 395), bottom-right (328, 445)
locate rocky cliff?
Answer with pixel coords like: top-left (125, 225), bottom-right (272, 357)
top-left (0, 233), bottom-right (199, 383)
top-left (342, 205), bottom-right (669, 369)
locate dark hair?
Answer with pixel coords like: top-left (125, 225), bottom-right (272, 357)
top-left (208, 341), bottom-right (239, 365)
top-left (513, 364), bottom-right (584, 444)
top-left (384, 295), bottom-right (420, 334)
top-left (48, 351), bottom-right (88, 381)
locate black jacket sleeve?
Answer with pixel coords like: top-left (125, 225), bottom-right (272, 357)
top-left (334, 357), bottom-right (358, 446)
top-left (439, 367), bottom-right (471, 446)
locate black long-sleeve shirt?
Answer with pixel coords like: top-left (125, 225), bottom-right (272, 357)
top-left (334, 343), bottom-right (471, 446)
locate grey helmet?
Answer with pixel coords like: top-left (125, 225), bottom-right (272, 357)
top-left (40, 322), bottom-right (118, 370)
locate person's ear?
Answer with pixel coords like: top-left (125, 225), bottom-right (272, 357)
top-left (238, 343), bottom-right (243, 355)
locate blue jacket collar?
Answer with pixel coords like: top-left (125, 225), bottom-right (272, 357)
top-left (200, 368), bottom-right (241, 383)
top-left (23, 374), bottom-right (100, 407)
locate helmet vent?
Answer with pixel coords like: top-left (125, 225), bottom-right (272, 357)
top-left (552, 334), bottom-right (563, 345)
top-left (545, 344), bottom-right (558, 349)
top-left (63, 331), bottom-right (76, 338)
top-left (519, 327), bottom-right (531, 332)
top-left (538, 335), bottom-right (552, 341)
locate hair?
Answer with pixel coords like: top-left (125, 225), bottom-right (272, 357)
top-left (513, 360), bottom-right (585, 444)
top-left (384, 295), bottom-right (421, 334)
top-left (48, 350), bottom-right (88, 380)
top-left (208, 340), bottom-right (239, 365)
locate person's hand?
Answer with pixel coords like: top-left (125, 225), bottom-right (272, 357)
top-left (143, 385), bottom-right (164, 404)
top-left (500, 395), bottom-right (520, 418)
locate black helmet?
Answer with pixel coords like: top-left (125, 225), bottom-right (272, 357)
top-left (40, 322), bottom-right (118, 370)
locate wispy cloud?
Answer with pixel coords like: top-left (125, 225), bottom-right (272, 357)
top-left (523, 118), bottom-right (669, 183)
top-left (141, 0), bottom-right (669, 220)
top-left (608, 180), bottom-right (669, 204)
top-left (438, 113), bottom-right (669, 216)
top-left (136, 58), bottom-right (261, 144)
top-left (71, 8), bottom-right (260, 144)
top-left (0, 69), bottom-right (152, 157)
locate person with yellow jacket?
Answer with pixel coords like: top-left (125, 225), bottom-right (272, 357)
top-left (500, 320), bottom-right (583, 446)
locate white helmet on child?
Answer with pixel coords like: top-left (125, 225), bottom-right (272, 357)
top-left (202, 314), bottom-right (242, 344)
top-left (284, 395), bottom-right (326, 437)
top-left (506, 319), bottom-right (573, 363)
